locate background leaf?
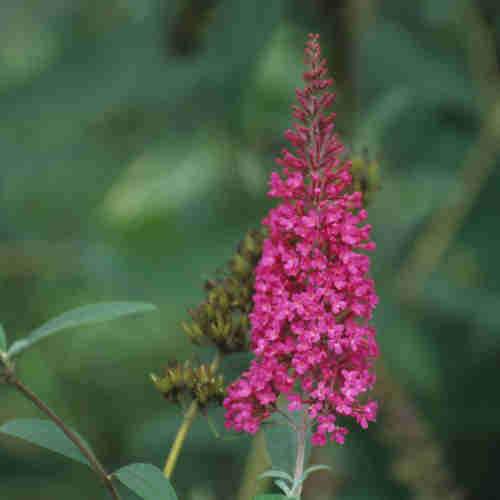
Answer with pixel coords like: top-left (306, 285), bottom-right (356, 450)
top-left (0, 419), bottom-right (92, 467)
top-left (114, 463), bottom-right (177, 500)
top-left (264, 424), bottom-right (296, 476)
top-left (8, 302), bottom-right (156, 357)
top-left (0, 323), bottom-right (6, 351)
top-left (264, 409), bottom-right (311, 476)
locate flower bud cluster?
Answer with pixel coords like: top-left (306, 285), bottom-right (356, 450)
top-left (181, 229), bottom-right (265, 353)
top-left (151, 360), bottom-right (225, 407)
top-left (153, 229), bottom-right (265, 407)
top-left (349, 154), bottom-right (380, 206)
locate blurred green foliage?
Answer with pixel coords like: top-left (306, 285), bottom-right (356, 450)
top-left (1, 0), bottom-right (500, 499)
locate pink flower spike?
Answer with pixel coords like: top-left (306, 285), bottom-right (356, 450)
top-left (224, 33), bottom-right (379, 446)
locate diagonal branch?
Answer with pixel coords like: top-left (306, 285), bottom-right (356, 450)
top-left (1, 360), bottom-right (120, 500)
top-left (397, 0), bottom-right (500, 302)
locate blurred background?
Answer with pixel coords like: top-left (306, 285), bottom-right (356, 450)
top-left (1, 0), bottom-right (499, 499)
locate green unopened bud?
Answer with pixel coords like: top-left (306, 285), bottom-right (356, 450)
top-left (183, 321), bottom-right (205, 345)
top-left (185, 363), bottom-right (227, 407)
top-left (218, 289), bottom-right (229, 310)
top-left (150, 373), bottom-right (172, 393)
top-left (231, 253), bottom-right (252, 277)
top-left (207, 289), bottom-right (218, 305)
top-left (350, 155), bottom-right (381, 206)
top-left (204, 303), bottom-right (216, 321)
top-left (241, 232), bottom-right (258, 256)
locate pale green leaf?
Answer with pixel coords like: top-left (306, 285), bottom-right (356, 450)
top-left (258, 469), bottom-right (293, 483)
top-left (300, 464), bottom-right (331, 483)
top-left (114, 463), bottom-right (177, 500)
top-left (0, 418), bottom-right (92, 466)
top-left (274, 479), bottom-right (292, 496)
top-left (8, 302), bottom-right (156, 357)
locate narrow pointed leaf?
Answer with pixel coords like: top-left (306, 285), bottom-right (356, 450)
top-left (0, 419), bottom-right (92, 466)
top-left (274, 479), bottom-right (292, 496)
top-left (0, 324), bottom-right (6, 351)
top-left (114, 463), bottom-right (177, 500)
top-left (301, 463), bottom-right (331, 482)
top-left (8, 302), bottom-right (156, 357)
top-left (258, 469), bottom-right (294, 483)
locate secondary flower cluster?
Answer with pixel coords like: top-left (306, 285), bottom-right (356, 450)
top-left (151, 360), bottom-right (225, 407)
top-left (152, 229), bottom-right (264, 408)
top-left (181, 229), bottom-right (265, 353)
top-left (224, 34), bottom-right (379, 446)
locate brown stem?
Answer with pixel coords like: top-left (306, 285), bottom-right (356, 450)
top-left (396, 0), bottom-right (500, 302)
top-left (5, 371), bottom-right (120, 500)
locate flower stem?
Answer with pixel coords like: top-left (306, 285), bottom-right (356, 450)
top-left (291, 412), bottom-right (308, 499)
top-left (163, 351), bottom-right (221, 478)
top-left (3, 367), bottom-right (120, 500)
top-left (163, 398), bottom-right (198, 478)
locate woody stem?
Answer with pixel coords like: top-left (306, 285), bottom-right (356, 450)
top-left (1, 359), bottom-right (120, 500)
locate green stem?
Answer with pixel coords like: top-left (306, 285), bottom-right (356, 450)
top-left (291, 412), bottom-right (308, 499)
top-left (163, 398), bottom-right (199, 478)
top-left (163, 351), bottom-right (222, 478)
top-left (236, 432), bottom-right (270, 500)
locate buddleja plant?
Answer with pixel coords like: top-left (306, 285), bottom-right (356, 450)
top-left (0, 34), bottom-right (379, 500)
top-left (154, 34), bottom-right (380, 500)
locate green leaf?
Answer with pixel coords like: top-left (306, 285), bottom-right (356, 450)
top-left (274, 479), bottom-right (292, 496)
top-left (254, 496), bottom-right (290, 499)
top-left (114, 463), bottom-right (177, 500)
top-left (301, 464), bottom-right (331, 482)
top-left (259, 469), bottom-right (294, 483)
top-left (0, 419), bottom-right (92, 466)
top-left (8, 302), bottom-right (156, 357)
top-left (353, 87), bottom-right (414, 151)
top-left (0, 324), bottom-right (6, 351)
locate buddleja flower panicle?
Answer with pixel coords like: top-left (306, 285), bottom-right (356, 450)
top-left (224, 34), bottom-right (379, 446)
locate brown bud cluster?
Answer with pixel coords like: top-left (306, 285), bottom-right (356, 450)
top-left (350, 154), bottom-right (381, 206)
top-left (152, 229), bottom-right (265, 407)
top-left (151, 360), bottom-right (225, 407)
top-left (181, 229), bottom-right (265, 353)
